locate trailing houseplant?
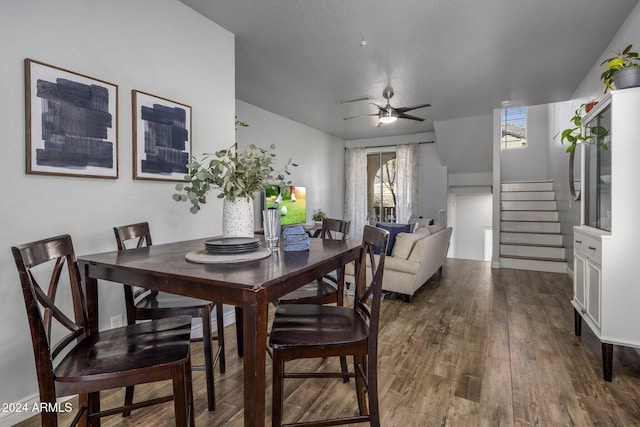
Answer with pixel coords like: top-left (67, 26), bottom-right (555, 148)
top-left (600, 44), bottom-right (640, 92)
top-left (560, 103), bottom-right (609, 153)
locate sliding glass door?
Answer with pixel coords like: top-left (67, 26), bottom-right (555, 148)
top-left (367, 152), bottom-right (396, 223)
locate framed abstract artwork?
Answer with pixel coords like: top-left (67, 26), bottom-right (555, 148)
top-left (25, 58), bottom-right (118, 178)
top-left (132, 90), bottom-right (192, 181)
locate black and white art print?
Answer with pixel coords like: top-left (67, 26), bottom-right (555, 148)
top-left (132, 90), bottom-right (192, 182)
top-left (25, 59), bottom-right (118, 178)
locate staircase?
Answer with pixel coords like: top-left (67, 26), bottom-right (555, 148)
top-left (500, 181), bottom-right (567, 273)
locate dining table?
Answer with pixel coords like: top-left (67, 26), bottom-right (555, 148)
top-left (77, 235), bottom-right (361, 426)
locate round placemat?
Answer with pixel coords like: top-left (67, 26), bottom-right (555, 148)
top-left (185, 248), bottom-right (272, 264)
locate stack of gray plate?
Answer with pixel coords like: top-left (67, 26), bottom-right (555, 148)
top-left (204, 237), bottom-right (261, 254)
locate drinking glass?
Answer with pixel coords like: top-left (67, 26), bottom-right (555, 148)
top-left (262, 209), bottom-right (281, 251)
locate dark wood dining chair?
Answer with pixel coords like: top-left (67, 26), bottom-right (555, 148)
top-left (269, 224), bottom-right (390, 427)
top-left (277, 217), bottom-right (350, 305)
top-left (11, 234), bottom-right (194, 427)
top-left (114, 222), bottom-right (225, 413)
top-left (236, 218), bottom-right (351, 358)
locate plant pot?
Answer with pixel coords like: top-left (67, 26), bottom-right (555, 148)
top-left (223, 197), bottom-right (254, 237)
top-left (585, 101), bottom-right (598, 113)
top-left (614, 67), bottom-right (640, 90)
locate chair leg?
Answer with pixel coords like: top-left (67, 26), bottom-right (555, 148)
top-left (340, 356), bottom-right (350, 383)
top-left (87, 391), bottom-right (100, 426)
top-left (235, 307), bottom-right (243, 358)
top-left (186, 356), bottom-right (195, 427)
top-left (122, 386), bottom-right (134, 417)
top-left (216, 303), bottom-right (226, 373)
top-left (40, 399), bottom-right (58, 427)
top-left (354, 356), bottom-right (368, 417)
top-left (172, 363), bottom-right (189, 427)
top-left (201, 307), bottom-right (216, 411)
top-left (272, 352), bottom-right (285, 427)
top-left (366, 354), bottom-right (381, 427)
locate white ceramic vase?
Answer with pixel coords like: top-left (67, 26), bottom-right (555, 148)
top-left (222, 197), bottom-right (254, 237)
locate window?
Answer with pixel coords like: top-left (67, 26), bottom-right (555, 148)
top-left (367, 152), bottom-right (396, 222)
top-left (501, 107), bottom-right (527, 149)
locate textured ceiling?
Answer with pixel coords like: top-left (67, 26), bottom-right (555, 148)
top-left (181, 0), bottom-right (639, 141)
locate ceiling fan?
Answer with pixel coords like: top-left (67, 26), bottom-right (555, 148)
top-left (343, 86), bottom-right (431, 126)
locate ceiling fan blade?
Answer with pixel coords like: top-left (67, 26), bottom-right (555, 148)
top-left (396, 103), bottom-right (431, 114)
top-left (343, 113), bottom-right (378, 120)
top-left (398, 113), bottom-right (425, 122)
top-left (369, 102), bottom-right (387, 110)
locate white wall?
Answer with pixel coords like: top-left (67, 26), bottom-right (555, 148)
top-left (547, 2), bottom-right (640, 272)
top-left (433, 114), bottom-right (493, 174)
top-left (0, 1), bottom-right (235, 424)
top-left (501, 103), bottom-right (549, 182)
top-left (345, 132), bottom-right (448, 222)
top-left (235, 100), bottom-right (346, 226)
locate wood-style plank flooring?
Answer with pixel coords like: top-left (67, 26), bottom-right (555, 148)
top-left (15, 258), bottom-right (640, 426)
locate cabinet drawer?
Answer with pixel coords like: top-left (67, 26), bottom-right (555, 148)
top-left (574, 232), bottom-right (602, 262)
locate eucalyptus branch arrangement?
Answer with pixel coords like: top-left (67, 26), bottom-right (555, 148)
top-left (172, 119), bottom-right (296, 214)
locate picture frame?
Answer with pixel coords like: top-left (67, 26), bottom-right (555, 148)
top-left (132, 90), bottom-right (192, 181)
top-left (25, 58), bottom-right (118, 178)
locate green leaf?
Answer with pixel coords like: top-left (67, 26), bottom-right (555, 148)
top-left (172, 193), bottom-right (182, 201)
top-left (606, 58), bottom-right (625, 69)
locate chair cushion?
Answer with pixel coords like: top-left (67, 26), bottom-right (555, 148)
top-left (428, 222), bottom-right (445, 234)
top-left (269, 305), bottom-right (368, 349)
top-left (413, 226), bottom-right (432, 236)
top-left (374, 222), bottom-right (412, 255)
top-left (391, 232), bottom-right (428, 260)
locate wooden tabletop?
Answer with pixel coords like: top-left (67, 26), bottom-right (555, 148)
top-left (77, 236), bottom-right (360, 427)
top-left (78, 236), bottom-right (360, 303)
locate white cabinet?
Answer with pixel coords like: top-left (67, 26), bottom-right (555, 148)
top-left (572, 88), bottom-right (640, 382)
top-left (572, 227), bottom-right (603, 331)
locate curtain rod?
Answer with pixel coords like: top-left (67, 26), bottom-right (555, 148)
top-left (344, 140), bottom-right (434, 150)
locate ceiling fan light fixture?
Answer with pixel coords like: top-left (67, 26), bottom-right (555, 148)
top-left (378, 109), bottom-right (398, 124)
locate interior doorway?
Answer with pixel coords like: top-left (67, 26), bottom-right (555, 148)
top-left (447, 192), bottom-right (493, 261)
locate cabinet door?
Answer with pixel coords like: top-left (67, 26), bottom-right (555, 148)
top-left (573, 253), bottom-right (586, 310)
top-left (586, 261), bottom-right (602, 328)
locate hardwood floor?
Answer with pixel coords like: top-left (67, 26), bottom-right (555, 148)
top-left (15, 258), bottom-right (640, 426)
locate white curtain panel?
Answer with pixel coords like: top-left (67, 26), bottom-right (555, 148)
top-left (344, 147), bottom-right (368, 241)
top-left (395, 143), bottom-right (420, 223)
